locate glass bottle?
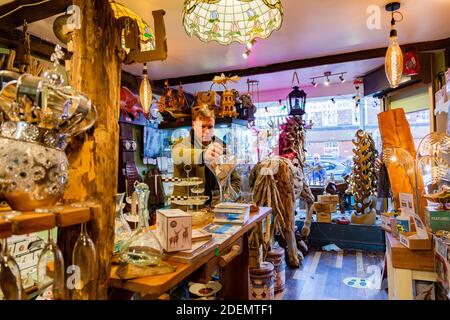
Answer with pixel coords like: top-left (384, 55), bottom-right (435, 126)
top-left (119, 183), bottom-right (163, 267)
top-left (114, 192), bottom-right (132, 254)
top-left (0, 239), bottom-right (25, 300)
top-left (72, 222), bottom-right (98, 300)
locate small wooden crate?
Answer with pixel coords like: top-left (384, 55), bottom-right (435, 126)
top-left (317, 212), bottom-right (331, 223)
top-left (318, 195), bottom-right (339, 204)
top-left (314, 202), bottom-right (333, 214)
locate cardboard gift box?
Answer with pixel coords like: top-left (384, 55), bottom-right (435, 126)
top-left (318, 195), bottom-right (339, 204)
top-left (156, 209), bottom-right (192, 252)
top-left (425, 206), bottom-right (450, 233)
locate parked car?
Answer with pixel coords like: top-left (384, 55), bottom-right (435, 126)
top-left (304, 158), bottom-right (348, 184)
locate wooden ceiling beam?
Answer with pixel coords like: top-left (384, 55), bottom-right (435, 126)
top-left (153, 37), bottom-right (450, 87)
top-left (0, 0), bottom-right (71, 29)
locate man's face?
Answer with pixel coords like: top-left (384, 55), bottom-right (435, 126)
top-left (193, 116), bottom-right (215, 144)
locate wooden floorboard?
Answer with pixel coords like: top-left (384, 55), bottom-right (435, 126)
top-left (280, 249), bottom-right (388, 300)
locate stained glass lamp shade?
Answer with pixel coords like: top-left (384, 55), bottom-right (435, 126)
top-left (183, 0), bottom-right (283, 45)
top-left (110, 1), bottom-right (155, 51)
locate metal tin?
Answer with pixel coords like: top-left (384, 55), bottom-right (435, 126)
top-left (266, 246), bottom-right (286, 293)
top-left (249, 261), bottom-right (274, 300)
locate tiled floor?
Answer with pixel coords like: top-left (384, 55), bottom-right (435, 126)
top-left (276, 249), bottom-right (388, 300)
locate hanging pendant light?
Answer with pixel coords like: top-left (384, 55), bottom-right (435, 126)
top-left (183, 0), bottom-right (283, 45)
top-left (385, 2), bottom-right (404, 89)
top-left (139, 63), bottom-right (152, 118)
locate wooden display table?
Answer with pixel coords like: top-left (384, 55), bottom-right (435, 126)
top-left (385, 232), bottom-right (437, 300)
top-left (109, 207), bottom-right (272, 300)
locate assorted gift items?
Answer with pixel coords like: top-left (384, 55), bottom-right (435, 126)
top-left (213, 202), bottom-right (250, 225)
top-left (346, 129), bottom-right (378, 225)
top-left (157, 80), bottom-right (191, 123)
top-left (0, 45), bottom-right (97, 211)
top-left (192, 74), bottom-right (240, 120)
top-left (433, 232), bottom-right (450, 299)
top-left (313, 195), bottom-right (340, 223)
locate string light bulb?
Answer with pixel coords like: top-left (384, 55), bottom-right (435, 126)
top-left (385, 3), bottom-right (404, 89)
top-left (139, 63), bottom-right (152, 118)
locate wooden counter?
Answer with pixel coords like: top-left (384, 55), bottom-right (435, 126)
top-left (109, 207), bottom-right (272, 299)
top-left (385, 231), bottom-right (437, 300)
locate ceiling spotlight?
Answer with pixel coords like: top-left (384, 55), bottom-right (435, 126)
top-left (324, 77), bottom-right (330, 86)
top-left (246, 39), bottom-right (256, 50)
top-left (243, 49), bottom-right (251, 59)
top-left (311, 79), bottom-right (317, 87)
top-left (331, 98), bottom-right (336, 104)
top-left (339, 74), bottom-right (346, 83)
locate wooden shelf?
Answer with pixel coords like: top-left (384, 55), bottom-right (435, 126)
top-left (158, 117), bottom-right (248, 129)
top-left (0, 204), bottom-right (94, 238)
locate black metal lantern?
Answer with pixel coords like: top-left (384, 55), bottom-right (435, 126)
top-left (288, 71), bottom-right (307, 116)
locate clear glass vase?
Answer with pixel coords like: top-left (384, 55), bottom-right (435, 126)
top-left (114, 193), bottom-right (132, 254)
top-left (119, 183), bottom-right (164, 267)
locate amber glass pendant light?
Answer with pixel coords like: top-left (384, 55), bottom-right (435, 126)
top-left (385, 2), bottom-right (404, 89)
top-left (139, 63), bottom-right (152, 118)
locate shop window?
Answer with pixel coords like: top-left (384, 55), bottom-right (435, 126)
top-left (322, 110), bottom-right (338, 127)
top-left (324, 141), bottom-right (339, 157)
top-left (405, 109), bottom-right (431, 147)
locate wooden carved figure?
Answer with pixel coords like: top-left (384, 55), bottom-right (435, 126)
top-left (346, 129), bottom-right (378, 225)
top-left (219, 89), bottom-right (238, 118)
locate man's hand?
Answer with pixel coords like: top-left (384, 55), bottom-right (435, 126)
top-left (204, 142), bottom-right (223, 168)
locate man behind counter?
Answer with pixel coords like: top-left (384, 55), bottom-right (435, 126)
top-left (171, 105), bottom-right (240, 208)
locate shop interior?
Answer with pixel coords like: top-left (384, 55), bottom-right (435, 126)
top-left (0, 0), bottom-right (449, 301)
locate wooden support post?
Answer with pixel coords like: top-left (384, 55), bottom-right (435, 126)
top-left (58, 0), bottom-right (121, 300)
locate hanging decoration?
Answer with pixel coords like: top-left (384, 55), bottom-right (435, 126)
top-left (110, 1), bottom-right (167, 64)
top-left (287, 71), bottom-right (307, 116)
top-left (139, 63), bottom-right (153, 119)
top-left (110, 1), bottom-right (156, 52)
top-left (353, 78), bottom-right (363, 123)
top-left (183, 0), bottom-right (283, 55)
top-left (384, 2), bottom-right (404, 89)
top-left (403, 51), bottom-right (421, 76)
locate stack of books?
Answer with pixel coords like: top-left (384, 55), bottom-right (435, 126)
top-left (165, 238), bottom-right (216, 263)
top-left (213, 203), bottom-right (251, 225)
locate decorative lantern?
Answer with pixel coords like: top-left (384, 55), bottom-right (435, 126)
top-left (385, 2), bottom-right (404, 89)
top-left (287, 71), bottom-right (306, 116)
